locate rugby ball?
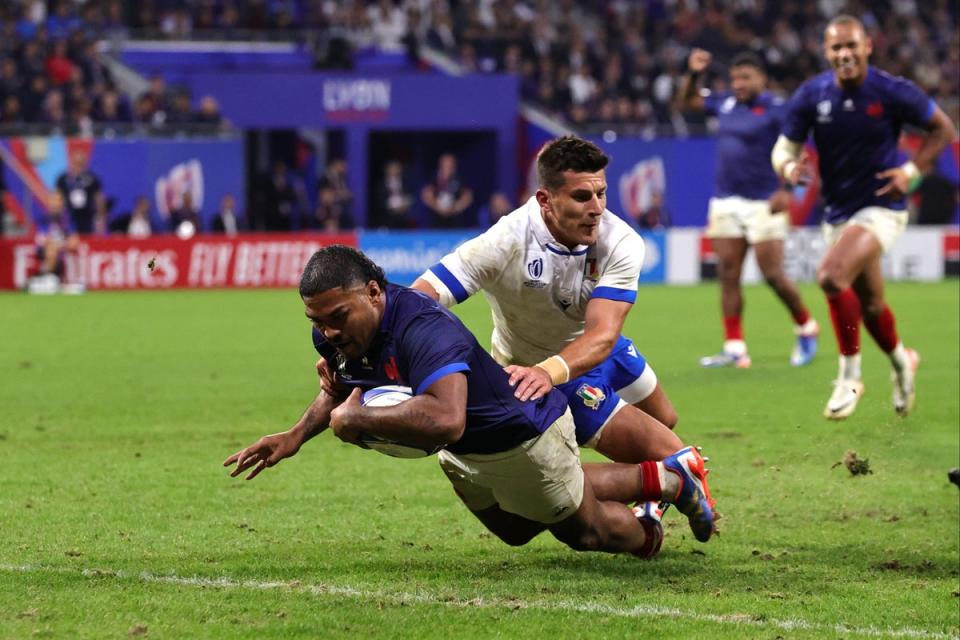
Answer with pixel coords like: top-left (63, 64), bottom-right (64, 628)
top-left (358, 386), bottom-right (442, 459)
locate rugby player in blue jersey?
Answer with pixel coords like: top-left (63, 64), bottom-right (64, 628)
top-left (679, 50), bottom-right (819, 369)
top-left (772, 15), bottom-right (956, 419)
top-left (224, 246), bottom-right (717, 556)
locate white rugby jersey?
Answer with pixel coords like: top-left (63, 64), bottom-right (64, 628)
top-left (420, 196), bottom-right (645, 366)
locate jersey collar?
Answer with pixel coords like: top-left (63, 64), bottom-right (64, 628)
top-left (527, 196), bottom-right (591, 256)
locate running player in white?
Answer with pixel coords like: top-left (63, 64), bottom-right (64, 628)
top-left (408, 137), bottom-right (716, 543)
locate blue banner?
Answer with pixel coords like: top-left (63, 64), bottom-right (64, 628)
top-left (638, 230), bottom-right (666, 284)
top-left (359, 229), bottom-right (478, 285)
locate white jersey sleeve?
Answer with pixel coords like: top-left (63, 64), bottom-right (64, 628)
top-left (591, 231), bottom-right (645, 304)
top-left (419, 215), bottom-right (519, 308)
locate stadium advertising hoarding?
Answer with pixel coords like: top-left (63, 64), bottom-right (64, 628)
top-left (358, 229), bottom-right (477, 285)
top-left (0, 233), bottom-right (354, 290)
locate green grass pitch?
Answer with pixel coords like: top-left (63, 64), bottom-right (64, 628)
top-left (1, 282), bottom-right (958, 639)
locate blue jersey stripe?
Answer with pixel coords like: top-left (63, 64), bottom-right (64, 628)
top-left (428, 263), bottom-right (469, 303)
top-left (416, 362), bottom-right (471, 395)
top-left (591, 286), bottom-right (637, 303)
top-left (545, 244), bottom-right (589, 256)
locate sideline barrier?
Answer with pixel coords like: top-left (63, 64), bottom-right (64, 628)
top-left (1, 227), bottom-right (955, 291)
top-left (0, 233), bottom-right (355, 290)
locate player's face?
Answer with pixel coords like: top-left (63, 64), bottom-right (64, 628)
top-left (303, 281), bottom-right (385, 360)
top-left (730, 65), bottom-right (764, 102)
top-left (824, 23), bottom-right (871, 84)
top-left (537, 170), bottom-right (606, 248)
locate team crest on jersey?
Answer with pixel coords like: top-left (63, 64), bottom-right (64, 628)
top-left (817, 99), bottom-right (832, 122)
top-left (576, 383), bottom-right (606, 410)
top-left (584, 258), bottom-right (599, 280)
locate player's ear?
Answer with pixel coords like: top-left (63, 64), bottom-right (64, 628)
top-left (366, 280), bottom-right (382, 301)
top-left (535, 188), bottom-right (552, 212)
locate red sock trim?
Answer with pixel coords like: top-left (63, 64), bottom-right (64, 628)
top-left (826, 289), bottom-right (861, 356)
top-left (792, 307), bottom-right (811, 326)
top-left (723, 315), bottom-right (743, 341)
top-left (864, 304), bottom-right (899, 353)
top-left (638, 461), bottom-right (661, 502)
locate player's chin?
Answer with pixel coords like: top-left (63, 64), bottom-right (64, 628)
top-left (578, 226), bottom-right (600, 244)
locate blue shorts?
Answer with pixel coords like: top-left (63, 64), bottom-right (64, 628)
top-left (556, 336), bottom-right (649, 446)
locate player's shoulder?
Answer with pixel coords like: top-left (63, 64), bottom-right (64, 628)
top-left (598, 211), bottom-right (644, 252)
top-left (762, 91), bottom-right (786, 108)
top-left (793, 71), bottom-right (835, 99)
top-left (866, 66), bottom-right (923, 94)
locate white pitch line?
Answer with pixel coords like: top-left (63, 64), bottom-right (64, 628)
top-left (2, 563), bottom-right (956, 640)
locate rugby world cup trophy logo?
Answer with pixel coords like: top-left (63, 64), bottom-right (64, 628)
top-left (155, 159), bottom-right (204, 220)
top-left (619, 156), bottom-right (665, 225)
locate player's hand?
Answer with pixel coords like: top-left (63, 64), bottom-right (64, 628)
top-left (688, 48), bottom-right (711, 73)
top-left (316, 358), bottom-right (350, 400)
top-left (768, 189), bottom-right (792, 214)
top-left (785, 153), bottom-right (813, 186)
top-left (874, 167), bottom-right (910, 199)
top-left (329, 387), bottom-right (364, 445)
top-left (504, 365), bottom-right (554, 402)
top-left (223, 431), bottom-right (301, 480)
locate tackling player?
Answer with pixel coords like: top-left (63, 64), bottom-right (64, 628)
top-left (224, 246), bottom-right (718, 557)
top-left (679, 50), bottom-right (819, 369)
top-left (409, 136), bottom-right (685, 471)
top-left (773, 15), bottom-right (956, 419)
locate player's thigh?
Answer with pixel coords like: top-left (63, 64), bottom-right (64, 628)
top-left (558, 374), bottom-right (624, 448)
top-left (467, 504), bottom-right (547, 546)
top-left (593, 401), bottom-right (683, 462)
top-left (705, 196), bottom-right (747, 241)
top-left (439, 412), bottom-right (584, 525)
top-left (711, 237), bottom-right (749, 280)
top-left (753, 238), bottom-right (786, 276)
top-left (819, 223), bottom-right (883, 288)
top-left (633, 382), bottom-right (678, 430)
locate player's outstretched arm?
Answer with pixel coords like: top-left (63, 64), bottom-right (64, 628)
top-left (411, 277), bottom-right (441, 302)
top-left (507, 297), bottom-right (630, 401)
top-left (876, 106), bottom-right (957, 199)
top-left (223, 391), bottom-right (338, 480)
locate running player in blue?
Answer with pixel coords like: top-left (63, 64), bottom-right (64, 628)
top-left (772, 15), bottom-right (956, 419)
top-left (679, 50), bottom-right (819, 369)
top-left (224, 246), bottom-right (718, 556)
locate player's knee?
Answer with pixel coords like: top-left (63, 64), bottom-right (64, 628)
top-left (560, 526), bottom-right (604, 552)
top-left (496, 530), bottom-right (538, 547)
top-left (762, 270), bottom-right (786, 290)
top-left (660, 407), bottom-right (678, 430)
top-left (816, 267), bottom-right (845, 294)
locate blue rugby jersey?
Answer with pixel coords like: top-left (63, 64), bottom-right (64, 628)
top-left (781, 67), bottom-right (935, 223)
top-left (313, 284), bottom-right (569, 455)
top-left (704, 90), bottom-right (785, 200)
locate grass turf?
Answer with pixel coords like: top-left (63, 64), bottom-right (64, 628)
top-left (1, 282), bottom-right (958, 639)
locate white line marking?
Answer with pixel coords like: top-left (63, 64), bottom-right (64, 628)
top-left (2, 563), bottom-right (956, 639)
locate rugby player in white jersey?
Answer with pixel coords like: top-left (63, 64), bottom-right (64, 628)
top-left (409, 136), bottom-right (715, 537)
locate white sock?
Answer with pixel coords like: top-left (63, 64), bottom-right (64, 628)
top-left (723, 339), bottom-right (747, 356)
top-left (795, 318), bottom-right (819, 336)
top-left (889, 342), bottom-right (909, 372)
top-left (838, 354), bottom-right (862, 381)
top-left (657, 462), bottom-right (678, 500)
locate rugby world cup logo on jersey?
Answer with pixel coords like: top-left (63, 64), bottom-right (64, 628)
top-left (576, 383), bottom-right (606, 410)
top-left (523, 256), bottom-right (547, 288)
top-left (817, 99), bottom-right (832, 123)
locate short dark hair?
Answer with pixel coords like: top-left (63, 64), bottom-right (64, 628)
top-left (730, 51), bottom-right (765, 73)
top-left (537, 136), bottom-right (609, 192)
top-left (827, 14), bottom-right (864, 33)
top-left (299, 245), bottom-right (387, 297)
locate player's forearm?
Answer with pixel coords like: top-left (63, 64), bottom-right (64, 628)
top-left (354, 396), bottom-right (465, 448)
top-left (912, 112), bottom-right (957, 174)
top-left (676, 73), bottom-right (704, 111)
top-left (771, 136), bottom-right (803, 182)
top-left (289, 392), bottom-right (337, 444)
top-left (556, 330), bottom-right (619, 380)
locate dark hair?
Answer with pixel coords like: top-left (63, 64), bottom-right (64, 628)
top-left (827, 14), bottom-right (864, 33)
top-left (299, 245), bottom-right (387, 297)
top-left (730, 52), bottom-right (765, 73)
top-left (536, 136), bottom-right (609, 192)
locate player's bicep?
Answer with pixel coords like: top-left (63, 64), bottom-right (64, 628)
top-left (583, 297), bottom-right (632, 341)
top-left (420, 229), bottom-right (507, 307)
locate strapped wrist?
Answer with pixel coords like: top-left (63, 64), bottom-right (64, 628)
top-left (535, 355), bottom-right (571, 385)
top-left (901, 161), bottom-right (923, 193)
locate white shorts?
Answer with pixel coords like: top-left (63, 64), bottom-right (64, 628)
top-left (437, 410), bottom-right (584, 524)
top-left (705, 196), bottom-right (789, 244)
top-left (822, 207), bottom-right (907, 254)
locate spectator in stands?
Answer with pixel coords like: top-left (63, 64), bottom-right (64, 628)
top-left (44, 39), bottom-right (73, 86)
top-left (94, 88), bottom-right (131, 123)
top-left (139, 74), bottom-right (170, 125)
top-left (212, 193), bottom-right (244, 236)
top-left (313, 184), bottom-right (355, 232)
top-left (169, 190), bottom-right (201, 235)
top-left (1, 94), bottom-right (24, 124)
top-left (194, 95), bottom-right (224, 127)
top-left (109, 195), bottom-right (153, 238)
top-left (166, 89), bottom-right (195, 126)
top-left (55, 148), bottom-right (104, 234)
top-left (318, 158), bottom-right (353, 225)
top-left (0, 57), bottom-right (22, 103)
top-left (372, 159), bottom-right (415, 229)
top-left (476, 191), bottom-right (512, 229)
top-left (21, 74), bottom-right (49, 122)
top-left (422, 152), bottom-right (473, 228)
top-left (261, 160), bottom-right (306, 231)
